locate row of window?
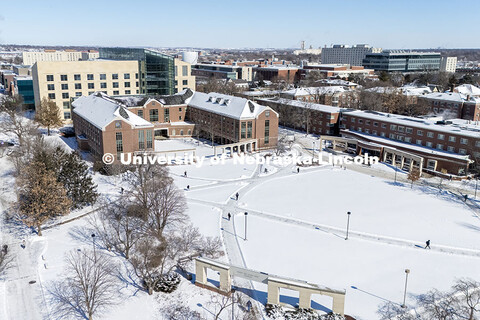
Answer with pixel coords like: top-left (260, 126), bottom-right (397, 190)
top-left (47, 90), bottom-right (135, 100)
top-left (349, 117), bottom-right (471, 145)
top-left (47, 82), bottom-right (136, 91)
top-left (352, 127), bottom-right (472, 153)
top-left (47, 73), bottom-right (136, 82)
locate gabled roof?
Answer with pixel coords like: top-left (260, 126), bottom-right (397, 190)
top-left (188, 92), bottom-right (269, 120)
top-left (72, 93), bottom-right (153, 130)
top-left (454, 84), bottom-right (480, 96)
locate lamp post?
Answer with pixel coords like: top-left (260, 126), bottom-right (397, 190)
top-left (91, 233), bottom-right (96, 261)
top-left (345, 211), bottom-right (351, 240)
top-left (475, 176), bottom-right (478, 199)
top-left (402, 269), bottom-right (410, 308)
top-left (244, 212), bottom-right (248, 241)
top-left (231, 289), bottom-right (236, 320)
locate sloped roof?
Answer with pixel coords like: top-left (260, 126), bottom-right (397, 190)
top-left (72, 93), bottom-right (153, 130)
top-left (454, 84), bottom-right (480, 96)
top-left (188, 92), bottom-right (268, 120)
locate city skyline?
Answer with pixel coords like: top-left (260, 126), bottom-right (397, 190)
top-left (1, 0), bottom-right (480, 49)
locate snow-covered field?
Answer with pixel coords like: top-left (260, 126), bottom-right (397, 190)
top-left (2, 128), bottom-right (480, 320)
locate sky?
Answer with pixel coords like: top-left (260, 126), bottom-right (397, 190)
top-left (0, 0), bottom-right (479, 49)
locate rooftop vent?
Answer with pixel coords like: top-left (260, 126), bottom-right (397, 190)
top-left (119, 107), bottom-right (129, 119)
top-left (216, 98), bottom-right (223, 104)
top-left (248, 101), bottom-right (255, 113)
top-left (223, 99), bottom-right (231, 106)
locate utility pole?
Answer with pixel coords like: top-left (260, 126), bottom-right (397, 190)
top-left (402, 269), bottom-right (410, 308)
top-left (345, 211), bottom-right (351, 240)
top-left (244, 212), bottom-right (248, 241)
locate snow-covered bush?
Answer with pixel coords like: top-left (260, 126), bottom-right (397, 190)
top-left (266, 304), bottom-right (345, 320)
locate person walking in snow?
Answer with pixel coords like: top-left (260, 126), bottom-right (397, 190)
top-left (425, 240), bottom-right (431, 249)
top-left (227, 213), bottom-right (231, 221)
top-left (464, 194), bottom-right (468, 202)
top-left (184, 171), bottom-right (187, 177)
top-left (235, 192), bottom-right (239, 201)
top-left (186, 185), bottom-right (190, 191)
top-left (297, 167), bottom-right (300, 174)
top-left (120, 187), bottom-right (124, 194)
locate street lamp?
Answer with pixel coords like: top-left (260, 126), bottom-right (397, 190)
top-left (244, 212), bottom-right (248, 241)
top-left (475, 176), bottom-right (478, 199)
top-left (402, 269), bottom-right (410, 308)
top-left (345, 211), bottom-right (351, 240)
top-left (91, 233), bottom-right (96, 259)
top-left (231, 288), bottom-right (236, 320)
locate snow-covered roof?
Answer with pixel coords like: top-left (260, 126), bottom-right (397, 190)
top-left (72, 93), bottom-right (154, 131)
top-left (258, 97), bottom-right (341, 114)
top-left (188, 92), bottom-right (271, 120)
top-left (316, 79), bottom-right (358, 86)
top-left (281, 86), bottom-right (347, 97)
top-left (454, 84), bottom-right (480, 96)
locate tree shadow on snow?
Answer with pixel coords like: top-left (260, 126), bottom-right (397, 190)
top-left (383, 180), bottom-right (466, 205)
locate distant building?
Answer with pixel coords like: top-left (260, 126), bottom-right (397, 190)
top-left (417, 92), bottom-right (480, 121)
top-left (454, 84), bottom-right (480, 97)
top-left (32, 60), bottom-right (140, 121)
top-left (440, 57), bottom-right (457, 73)
top-left (302, 63), bottom-right (374, 79)
top-left (293, 48), bottom-right (322, 56)
top-left (279, 86), bottom-right (350, 107)
top-left (321, 44), bottom-right (382, 66)
top-left (0, 70), bottom-right (16, 95)
top-left (362, 51), bottom-right (441, 72)
top-left (192, 64), bottom-right (253, 81)
top-left (254, 66), bottom-right (300, 82)
top-left (22, 50), bottom-right (99, 65)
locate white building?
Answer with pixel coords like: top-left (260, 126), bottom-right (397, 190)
top-left (321, 44), bottom-right (382, 66)
top-left (22, 50), bottom-right (99, 65)
top-left (440, 57), bottom-right (457, 73)
top-left (293, 48), bottom-right (322, 55)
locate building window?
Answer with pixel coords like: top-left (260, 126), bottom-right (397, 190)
top-left (146, 130), bottom-right (152, 148)
top-left (61, 84), bottom-right (68, 90)
top-left (406, 127), bottom-right (413, 134)
top-left (100, 83), bottom-right (107, 88)
top-left (113, 82), bottom-right (119, 88)
top-left (125, 90), bottom-right (131, 94)
top-left (416, 140), bottom-right (422, 145)
top-left (366, 120), bottom-right (370, 125)
top-left (135, 73), bottom-right (139, 79)
top-left (351, 118), bottom-right (355, 123)
top-left (47, 84), bottom-right (55, 90)
top-left (164, 109), bottom-right (169, 122)
top-left (180, 130), bottom-right (184, 136)
top-left (76, 92), bottom-right (82, 97)
top-left (182, 65), bottom-right (188, 76)
top-left (436, 144), bottom-right (443, 150)
top-left (124, 82), bottom-right (130, 87)
top-left (266, 110), bottom-right (270, 117)
top-left (475, 141), bottom-right (480, 148)
top-left (460, 138), bottom-right (468, 144)
top-left (124, 73), bottom-right (130, 79)
top-left (113, 91), bottom-right (119, 95)
top-left (116, 132), bottom-right (123, 154)
top-left (87, 74), bottom-right (94, 80)
top-left (112, 74), bottom-right (118, 80)
top-left (241, 122), bottom-right (246, 139)
top-left (150, 109), bottom-right (159, 122)
top-left (438, 134), bottom-right (445, 140)
top-left (426, 141), bottom-right (433, 147)
top-left (427, 132), bottom-right (434, 138)
top-left (60, 75), bottom-right (68, 81)
top-left (417, 130), bottom-right (423, 136)
top-left (381, 123), bottom-right (386, 128)
top-left (183, 80), bottom-right (188, 85)
top-left (405, 137), bottom-right (411, 143)
top-left (449, 136), bottom-right (456, 142)
top-left (447, 146), bottom-right (455, 152)
top-left (459, 149), bottom-right (467, 155)
top-left (389, 133), bottom-right (395, 139)
top-left (358, 119), bottom-right (363, 124)
top-left (88, 83), bottom-right (94, 89)
top-left (138, 110), bottom-right (143, 118)
top-left (75, 83), bottom-right (81, 90)
top-left (179, 107), bottom-right (182, 112)
top-left (179, 116), bottom-right (182, 120)
top-left (138, 130), bottom-right (145, 149)
top-left (115, 121), bottom-right (122, 129)
top-left (380, 132), bottom-right (386, 137)
top-left (247, 121), bottom-right (252, 138)
top-left (74, 74), bottom-right (81, 81)
top-left (373, 122), bottom-right (378, 127)
top-left (62, 92), bottom-right (69, 99)
top-left (100, 74), bottom-right (106, 80)
top-left (64, 112), bottom-right (71, 119)
top-left (63, 101), bottom-right (70, 109)
top-left (390, 124), bottom-right (397, 131)
top-left (88, 91), bottom-right (94, 95)
top-left (264, 120), bottom-right (270, 144)
top-left (46, 75), bottom-right (54, 81)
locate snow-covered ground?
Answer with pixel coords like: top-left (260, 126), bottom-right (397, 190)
top-left (2, 127), bottom-right (480, 320)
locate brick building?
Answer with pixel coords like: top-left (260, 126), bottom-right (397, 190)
top-left (417, 92), bottom-right (480, 121)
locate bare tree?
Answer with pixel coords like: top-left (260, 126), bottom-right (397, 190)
top-left (452, 278), bottom-right (480, 320)
top-left (417, 289), bottom-right (457, 320)
top-left (377, 301), bottom-right (420, 320)
top-left (49, 249), bottom-right (119, 320)
top-left (35, 97), bottom-right (63, 135)
top-left (407, 167), bottom-right (421, 189)
top-left (0, 95), bottom-right (39, 146)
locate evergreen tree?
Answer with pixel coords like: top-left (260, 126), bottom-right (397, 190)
top-left (58, 151), bottom-right (98, 209)
top-left (18, 161), bottom-right (71, 236)
top-left (35, 97), bottom-right (63, 135)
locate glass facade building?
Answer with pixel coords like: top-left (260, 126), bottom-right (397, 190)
top-left (99, 48), bottom-right (175, 95)
top-left (362, 51), bottom-right (441, 72)
top-left (15, 77), bottom-right (35, 108)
